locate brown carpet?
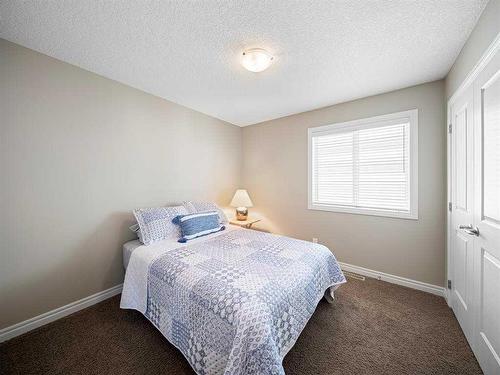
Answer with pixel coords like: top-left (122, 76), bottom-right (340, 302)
top-left (0, 277), bottom-right (482, 375)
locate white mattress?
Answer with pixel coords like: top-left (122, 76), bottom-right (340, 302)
top-left (123, 239), bottom-right (142, 269)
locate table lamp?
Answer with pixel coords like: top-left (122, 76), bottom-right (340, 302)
top-left (230, 189), bottom-right (253, 221)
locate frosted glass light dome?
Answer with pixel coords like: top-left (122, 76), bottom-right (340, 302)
top-left (241, 48), bottom-right (274, 72)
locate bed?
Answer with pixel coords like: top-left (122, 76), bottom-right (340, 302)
top-left (121, 225), bottom-right (346, 375)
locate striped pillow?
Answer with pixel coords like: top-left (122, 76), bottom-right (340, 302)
top-left (172, 211), bottom-right (225, 243)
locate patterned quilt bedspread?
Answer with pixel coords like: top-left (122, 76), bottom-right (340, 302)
top-left (125, 228), bottom-right (345, 375)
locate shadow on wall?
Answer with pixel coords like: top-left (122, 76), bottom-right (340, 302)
top-left (244, 208), bottom-right (282, 235)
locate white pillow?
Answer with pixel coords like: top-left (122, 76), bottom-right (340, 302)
top-left (133, 205), bottom-right (188, 245)
top-left (182, 201), bottom-right (229, 224)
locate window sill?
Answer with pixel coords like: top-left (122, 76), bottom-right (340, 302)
top-left (308, 203), bottom-right (418, 220)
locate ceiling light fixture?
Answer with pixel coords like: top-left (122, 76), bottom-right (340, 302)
top-left (241, 48), bottom-right (274, 72)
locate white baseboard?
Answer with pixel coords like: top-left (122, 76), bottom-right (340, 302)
top-left (0, 284), bottom-right (123, 343)
top-left (0, 264), bottom-right (446, 343)
top-left (444, 288), bottom-right (452, 307)
top-left (339, 262), bottom-right (445, 297)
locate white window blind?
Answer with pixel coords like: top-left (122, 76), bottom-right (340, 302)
top-left (308, 110), bottom-right (418, 219)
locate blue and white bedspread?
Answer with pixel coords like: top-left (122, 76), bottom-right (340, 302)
top-left (121, 227), bottom-right (345, 375)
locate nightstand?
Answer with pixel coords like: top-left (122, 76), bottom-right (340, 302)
top-left (229, 218), bottom-right (261, 229)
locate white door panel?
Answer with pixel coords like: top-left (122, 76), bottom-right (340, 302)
top-left (454, 106), bottom-right (470, 211)
top-left (482, 71), bottom-right (500, 225)
top-left (476, 248), bottom-right (500, 373)
top-left (481, 250), bottom-right (500, 350)
top-left (472, 48), bottom-right (500, 375)
top-left (450, 86), bottom-right (475, 342)
top-left (454, 233), bottom-right (471, 310)
top-left (450, 46), bottom-right (500, 375)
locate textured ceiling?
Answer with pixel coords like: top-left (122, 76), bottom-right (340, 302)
top-left (0, 1), bottom-right (488, 126)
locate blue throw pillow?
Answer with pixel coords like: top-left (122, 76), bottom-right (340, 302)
top-left (182, 201), bottom-right (229, 225)
top-left (172, 211), bottom-right (225, 243)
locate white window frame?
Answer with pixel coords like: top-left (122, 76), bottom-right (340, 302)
top-left (308, 109), bottom-right (418, 220)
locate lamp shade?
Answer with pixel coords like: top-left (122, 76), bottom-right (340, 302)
top-left (230, 189), bottom-right (253, 208)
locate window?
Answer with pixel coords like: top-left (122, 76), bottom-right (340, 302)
top-left (308, 109), bottom-right (418, 219)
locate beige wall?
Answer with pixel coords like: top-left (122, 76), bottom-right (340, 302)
top-left (0, 39), bottom-right (242, 329)
top-left (243, 81), bottom-right (446, 287)
top-left (446, 0), bottom-right (500, 98)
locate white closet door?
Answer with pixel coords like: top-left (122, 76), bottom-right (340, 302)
top-left (472, 48), bottom-right (500, 375)
top-left (450, 85), bottom-right (475, 344)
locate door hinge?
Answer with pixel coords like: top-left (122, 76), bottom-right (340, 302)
top-left (447, 280), bottom-right (452, 289)
top-left (448, 123), bottom-right (452, 133)
top-left (448, 202), bottom-right (452, 211)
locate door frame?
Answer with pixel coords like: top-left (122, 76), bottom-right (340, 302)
top-left (446, 32), bottom-right (500, 307)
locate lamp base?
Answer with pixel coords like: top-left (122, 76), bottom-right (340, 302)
top-left (236, 207), bottom-right (248, 221)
